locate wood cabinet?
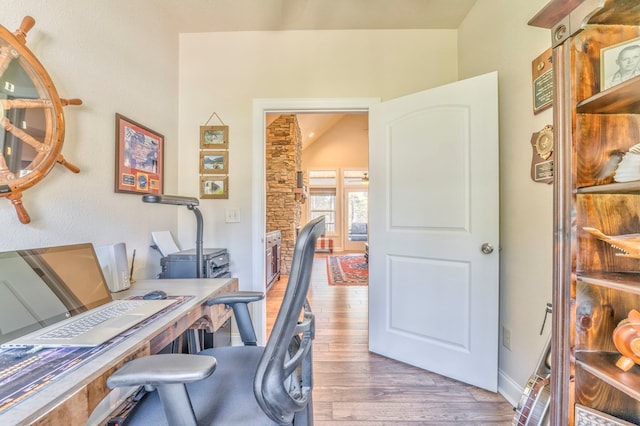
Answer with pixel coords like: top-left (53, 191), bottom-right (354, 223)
top-left (530, 1), bottom-right (640, 424)
top-left (266, 230), bottom-right (281, 292)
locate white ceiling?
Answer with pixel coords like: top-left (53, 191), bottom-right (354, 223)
top-left (175, 0), bottom-right (478, 32)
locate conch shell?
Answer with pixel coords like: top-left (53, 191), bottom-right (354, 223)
top-left (614, 143), bottom-right (640, 182)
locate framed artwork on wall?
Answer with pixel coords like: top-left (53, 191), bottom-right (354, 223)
top-left (200, 125), bottom-right (229, 149)
top-left (200, 151), bottom-right (228, 174)
top-left (115, 113), bottom-right (164, 194)
top-left (200, 176), bottom-right (228, 199)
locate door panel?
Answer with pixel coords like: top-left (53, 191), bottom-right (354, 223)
top-left (389, 255), bottom-right (470, 348)
top-left (368, 72), bottom-right (499, 392)
top-left (390, 107), bottom-right (468, 228)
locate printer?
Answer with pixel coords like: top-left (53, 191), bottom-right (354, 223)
top-left (159, 248), bottom-right (230, 279)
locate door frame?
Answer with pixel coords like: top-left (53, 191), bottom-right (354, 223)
top-left (251, 98), bottom-right (379, 344)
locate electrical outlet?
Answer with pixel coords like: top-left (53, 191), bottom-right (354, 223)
top-left (503, 326), bottom-right (511, 351)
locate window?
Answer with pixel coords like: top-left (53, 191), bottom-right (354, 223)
top-left (343, 170), bottom-right (368, 244)
top-left (307, 169), bottom-right (368, 238)
top-left (308, 170), bottom-right (337, 234)
top-left (309, 188), bottom-right (336, 234)
top-left (343, 170), bottom-right (368, 186)
top-left (308, 170), bottom-right (337, 186)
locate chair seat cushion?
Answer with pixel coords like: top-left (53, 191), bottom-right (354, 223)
top-left (124, 346), bottom-right (282, 426)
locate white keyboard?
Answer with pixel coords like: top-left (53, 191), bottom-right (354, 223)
top-left (40, 301), bottom-right (144, 340)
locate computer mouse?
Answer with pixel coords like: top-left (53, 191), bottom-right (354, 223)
top-left (143, 290), bottom-right (168, 300)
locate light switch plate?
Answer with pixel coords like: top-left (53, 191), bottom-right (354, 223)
top-left (225, 208), bottom-right (240, 223)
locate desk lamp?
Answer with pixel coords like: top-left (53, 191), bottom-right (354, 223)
top-left (142, 194), bottom-right (204, 278)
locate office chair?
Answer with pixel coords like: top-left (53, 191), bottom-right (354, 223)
top-left (105, 216), bottom-right (325, 426)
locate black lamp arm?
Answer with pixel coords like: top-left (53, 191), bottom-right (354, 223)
top-left (142, 194), bottom-right (204, 278)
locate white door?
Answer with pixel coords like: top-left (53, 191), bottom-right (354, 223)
top-left (368, 72), bottom-right (499, 391)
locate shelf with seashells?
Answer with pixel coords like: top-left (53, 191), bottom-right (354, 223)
top-left (579, 141), bottom-right (640, 195)
top-left (574, 73), bottom-right (640, 194)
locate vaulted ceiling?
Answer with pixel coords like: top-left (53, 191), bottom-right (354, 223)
top-left (267, 113), bottom-right (349, 150)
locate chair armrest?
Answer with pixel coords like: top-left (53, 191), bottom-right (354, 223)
top-left (207, 291), bottom-right (265, 346)
top-left (107, 354), bottom-right (217, 388)
top-left (107, 354), bottom-right (217, 426)
top-left (206, 291), bottom-right (265, 306)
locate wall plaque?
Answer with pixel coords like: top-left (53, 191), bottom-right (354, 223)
top-left (532, 48), bottom-right (553, 114)
top-left (531, 125), bottom-right (554, 184)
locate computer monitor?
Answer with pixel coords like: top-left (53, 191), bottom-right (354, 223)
top-left (0, 243), bottom-right (112, 344)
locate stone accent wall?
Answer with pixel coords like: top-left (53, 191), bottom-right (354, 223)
top-left (266, 115), bottom-right (302, 275)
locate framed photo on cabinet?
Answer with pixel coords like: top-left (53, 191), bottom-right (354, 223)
top-left (199, 125), bottom-right (228, 149)
top-left (200, 176), bottom-right (228, 199)
top-left (200, 151), bottom-right (228, 174)
top-left (115, 113), bottom-right (164, 195)
top-left (601, 36), bottom-right (640, 91)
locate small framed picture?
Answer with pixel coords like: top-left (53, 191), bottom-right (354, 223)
top-left (200, 176), bottom-right (228, 199)
top-left (115, 113), bottom-right (164, 195)
top-left (601, 36), bottom-right (640, 91)
top-left (200, 125), bottom-right (228, 149)
top-left (200, 151), bottom-right (228, 174)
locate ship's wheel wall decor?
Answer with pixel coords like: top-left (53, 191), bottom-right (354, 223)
top-left (0, 16), bottom-right (81, 224)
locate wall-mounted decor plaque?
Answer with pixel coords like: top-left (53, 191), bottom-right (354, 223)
top-left (532, 48), bottom-right (553, 114)
top-left (530, 125), bottom-right (554, 184)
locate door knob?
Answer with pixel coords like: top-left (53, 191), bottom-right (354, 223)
top-left (481, 243), bottom-right (494, 254)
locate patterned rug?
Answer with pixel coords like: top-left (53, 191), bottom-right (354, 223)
top-left (326, 254), bottom-right (368, 286)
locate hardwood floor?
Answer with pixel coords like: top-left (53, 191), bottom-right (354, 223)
top-left (266, 255), bottom-right (515, 425)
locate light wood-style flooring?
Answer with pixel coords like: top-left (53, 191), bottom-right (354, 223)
top-left (266, 255), bottom-right (514, 425)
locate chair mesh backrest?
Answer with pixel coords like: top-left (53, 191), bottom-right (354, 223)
top-left (253, 217), bottom-right (325, 424)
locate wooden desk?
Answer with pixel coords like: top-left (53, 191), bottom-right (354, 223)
top-left (0, 277), bottom-right (237, 426)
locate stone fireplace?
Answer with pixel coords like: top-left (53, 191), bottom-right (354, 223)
top-left (265, 114), bottom-right (302, 275)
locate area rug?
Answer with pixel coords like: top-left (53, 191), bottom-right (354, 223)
top-left (326, 254), bottom-right (368, 286)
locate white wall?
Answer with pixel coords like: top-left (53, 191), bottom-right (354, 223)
top-left (178, 29), bottom-right (459, 293)
top-left (458, 0), bottom-right (554, 404)
top-left (2, 1), bottom-right (181, 279)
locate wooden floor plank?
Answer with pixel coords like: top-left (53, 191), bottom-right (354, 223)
top-left (331, 402), bottom-right (514, 423)
top-left (266, 256), bottom-right (514, 425)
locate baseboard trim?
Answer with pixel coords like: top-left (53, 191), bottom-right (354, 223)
top-left (231, 332), bottom-right (243, 346)
top-left (498, 368), bottom-right (521, 408)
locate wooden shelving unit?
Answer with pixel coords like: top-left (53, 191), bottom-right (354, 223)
top-left (576, 76), bottom-right (640, 114)
top-left (531, 1), bottom-right (640, 424)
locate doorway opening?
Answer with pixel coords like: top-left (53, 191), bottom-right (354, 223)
top-left (252, 97), bottom-right (379, 344)
top-left (264, 113), bottom-right (368, 272)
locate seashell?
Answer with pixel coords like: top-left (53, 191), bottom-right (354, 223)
top-left (628, 143), bottom-right (640, 154)
top-left (614, 146), bottom-right (640, 182)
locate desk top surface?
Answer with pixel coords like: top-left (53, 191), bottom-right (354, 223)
top-left (0, 277), bottom-right (237, 425)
